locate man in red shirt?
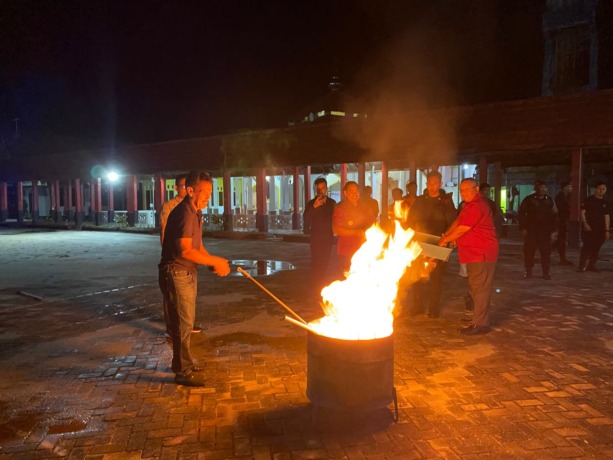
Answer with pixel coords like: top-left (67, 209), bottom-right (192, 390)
top-left (439, 178), bottom-right (499, 335)
top-left (333, 181), bottom-right (376, 274)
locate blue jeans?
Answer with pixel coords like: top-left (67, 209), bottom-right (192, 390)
top-left (159, 267), bottom-right (197, 375)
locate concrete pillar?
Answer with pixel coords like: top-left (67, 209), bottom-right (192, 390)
top-left (292, 166), bottom-right (300, 230)
top-left (256, 168), bottom-right (268, 232)
top-left (154, 174), bottom-right (165, 227)
top-left (31, 180), bottom-right (39, 222)
top-left (126, 175), bottom-right (138, 227)
top-left (223, 171), bottom-right (233, 231)
top-left (75, 178), bottom-right (84, 226)
top-left (17, 181), bottom-right (24, 224)
top-left (89, 180), bottom-right (95, 221)
top-left (568, 148), bottom-right (583, 248)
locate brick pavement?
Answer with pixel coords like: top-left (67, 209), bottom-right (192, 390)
top-left (0, 228), bottom-right (612, 459)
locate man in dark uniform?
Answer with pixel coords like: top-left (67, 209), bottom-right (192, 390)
top-left (159, 171), bottom-right (231, 387)
top-left (578, 182), bottom-right (610, 272)
top-left (303, 177), bottom-right (337, 294)
top-left (555, 181), bottom-right (573, 265)
top-left (518, 181), bottom-right (558, 280)
top-left (407, 171), bottom-right (457, 318)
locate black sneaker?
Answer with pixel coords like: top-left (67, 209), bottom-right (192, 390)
top-left (174, 372), bottom-right (205, 387)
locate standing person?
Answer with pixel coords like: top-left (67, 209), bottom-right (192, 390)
top-left (362, 185), bottom-right (380, 222)
top-left (479, 183), bottom-right (504, 238)
top-left (159, 171), bottom-right (230, 387)
top-left (518, 181), bottom-right (558, 280)
top-left (303, 177), bottom-right (337, 294)
top-left (578, 182), bottom-right (610, 272)
top-left (407, 171), bottom-right (457, 318)
top-left (403, 181), bottom-right (418, 208)
top-left (439, 179), bottom-right (498, 335)
top-left (159, 173), bottom-right (202, 334)
top-left (333, 181), bottom-right (376, 274)
top-left (555, 181), bottom-right (573, 265)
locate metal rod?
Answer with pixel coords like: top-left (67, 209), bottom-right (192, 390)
top-left (284, 315), bottom-right (319, 334)
top-left (237, 267), bottom-right (309, 324)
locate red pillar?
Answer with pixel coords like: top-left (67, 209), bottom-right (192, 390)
top-left (357, 163), bottom-right (366, 189)
top-left (223, 171), bottom-right (233, 231)
top-left (154, 174), bottom-right (165, 227)
top-left (75, 178), bottom-right (84, 226)
top-left (17, 181), bottom-right (24, 224)
top-left (478, 155), bottom-right (488, 184)
top-left (256, 168), bottom-right (268, 232)
top-left (0, 181), bottom-right (7, 222)
top-left (67, 179), bottom-right (74, 221)
top-left (53, 180), bottom-right (62, 222)
top-left (126, 175), bottom-right (138, 227)
top-left (340, 163), bottom-right (348, 190)
top-left (304, 166), bottom-right (312, 204)
top-left (31, 180), bottom-right (39, 222)
top-left (568, 148), bottom-right (583, 248)
top-left (380, 162), bottom-right (388, 223)
top-left (292, 166), bottom-right (300, 230)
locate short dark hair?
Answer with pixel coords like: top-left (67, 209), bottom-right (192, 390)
top-left (363, 185), bottom-right (372, 193)
top-left (175, 173), bottom-right (187, 183)
top-left (344, 180), bottom-right (358, 191)
top-left (314, 177), bottom-right (327, 187)
top-left (185, 170), bottom-right (212, 189)
top-left (426, 171), bottom-right (442, 181)
top-left (594, 181), bottom-right (607, 188)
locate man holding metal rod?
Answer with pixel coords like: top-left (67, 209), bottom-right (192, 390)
top-left (158, 171), bottom-right (230, 387)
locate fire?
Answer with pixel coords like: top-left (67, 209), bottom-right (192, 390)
top-left (308, 221), bottom-right (422, 340)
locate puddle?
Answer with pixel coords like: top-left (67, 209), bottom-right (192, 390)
top-left (230, 260), bottom-right (295, 277)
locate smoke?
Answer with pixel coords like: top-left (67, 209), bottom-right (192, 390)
top-left (333, 1), bottom-right (502, 169)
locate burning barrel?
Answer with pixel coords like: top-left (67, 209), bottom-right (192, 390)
top-left (306, 331), bottom-right (398, 419)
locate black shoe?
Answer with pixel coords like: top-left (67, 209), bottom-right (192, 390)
top-left (560, 260), bottom-right (573, 266)
top-left (586, 266), bottom-right (600, 273)
top-left (542, 273), bottom-right (551, 280)
top-left (523, 272), bottom-right (533, 279)
top-left (191, 326), bottom-right (203, 334)
top-left (459, 324), bottom-right (491, 335)
top-left (174, 372), bottom-right (205, 387)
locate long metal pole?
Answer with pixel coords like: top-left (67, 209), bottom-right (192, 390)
top-left (237, 267), bottom-right (309, 324)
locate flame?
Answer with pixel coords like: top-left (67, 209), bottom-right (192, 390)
top-left (393, 200), bottom-right (409, 222)
top-left (308, 221), bottom-right (422, 340)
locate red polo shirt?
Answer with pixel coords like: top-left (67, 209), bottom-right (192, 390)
top-left (456, 194), bottom-right (499, 264)
top-left (333, 199), bottom-right (376, 256)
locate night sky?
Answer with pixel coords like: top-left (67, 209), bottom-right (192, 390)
top-left (1, 0), bottom-right (545, 151)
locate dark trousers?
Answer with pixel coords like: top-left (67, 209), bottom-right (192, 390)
top-left (467, 261), bottom-right (496, 327)
top-left (579, 232), bottom-right (605, 269)
top-left (310, 240), bottom-right (333, 292)
top-left (159, 267), bottom-right (197, 375)
top-left (555, 223), bottom-right (569, 261)
top-left (524, 231), bottom-right (551, 275)
top-left (412, 261), bottom-right (446, 316)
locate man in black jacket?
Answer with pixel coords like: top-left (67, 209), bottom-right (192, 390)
top-left (518, 181), bottom-right (558, 280)
top-left (407, 171), bottom-right (457, 318)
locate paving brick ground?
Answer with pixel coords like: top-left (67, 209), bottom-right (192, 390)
top-left (0, 228), bottom-right (612, 459)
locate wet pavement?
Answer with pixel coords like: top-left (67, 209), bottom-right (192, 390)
top-left (0, 227), bottom-right (612, 459)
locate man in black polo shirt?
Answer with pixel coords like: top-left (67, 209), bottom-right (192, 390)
top-left (578, 182), bottom-right (610, 272)
top-left (159, 171), bottom-right (230, 387)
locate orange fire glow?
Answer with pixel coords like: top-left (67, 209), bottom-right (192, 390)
top-left (308, 221), bottom-right (421, 340)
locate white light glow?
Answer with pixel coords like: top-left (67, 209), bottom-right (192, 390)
top-left (107, 171), bottom-right (119, 182)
